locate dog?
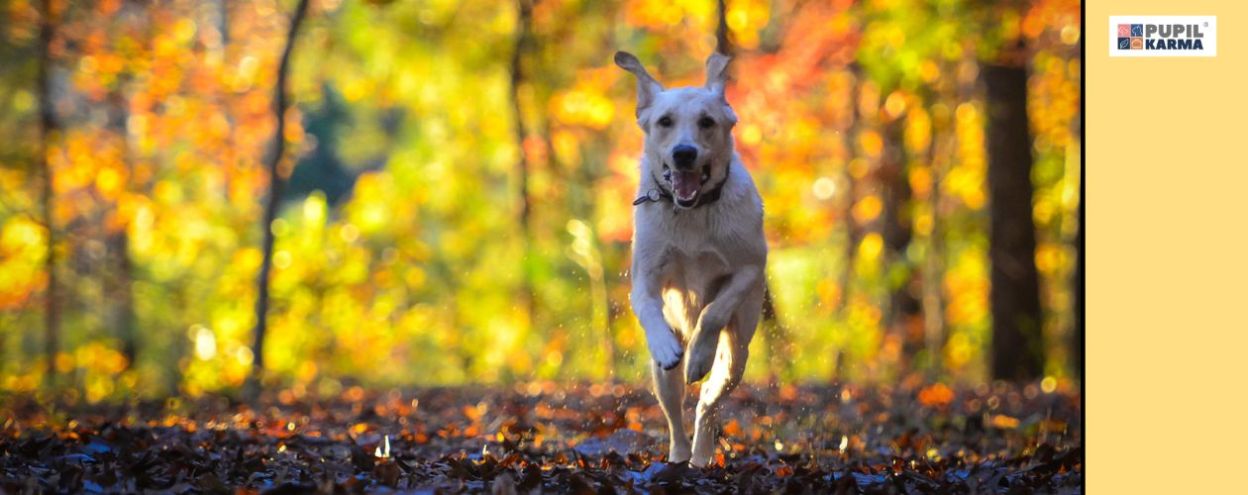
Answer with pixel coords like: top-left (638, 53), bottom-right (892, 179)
top-left (615, 51), bottom-right (767, 467)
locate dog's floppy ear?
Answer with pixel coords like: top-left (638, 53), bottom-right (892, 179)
top-left (704, 51), bottom-right (731, 98)
top-left (614, 51), bottom-right (663, 118)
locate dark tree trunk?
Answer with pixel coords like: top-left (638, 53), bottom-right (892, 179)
top-left (510, 0), bottom-right (536, 322)
top-left (835, 67), bottom-right (863, 319)
top-left (715, 0), bottom-right (732, 54)
top-left (983, 63), bottom-right (1044, 382)
top-left (107, 231), bottom-right (136, 367)
top-left (248, 0), bottom-right (310, 393)
top-left (881, 118), bottom-right (922, 367)
top-left (38, 0), bottom-right (59, 385)
top-left (106, 77), bottom-right (138, 370)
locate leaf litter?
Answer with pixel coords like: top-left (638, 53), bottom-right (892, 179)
top-left (0, 380), bottom-right (1081, 493)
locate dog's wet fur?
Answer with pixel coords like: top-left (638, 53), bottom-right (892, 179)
top-left (617, 51), bottom-right (767, 467)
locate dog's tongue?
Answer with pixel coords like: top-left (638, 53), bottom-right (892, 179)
top-left (672, 170), bottom-right (700, 202)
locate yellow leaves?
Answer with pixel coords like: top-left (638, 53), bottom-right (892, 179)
top-left (858, 233), bottom-right (884, 263)
top-left (908, 166), bottom-right (932, 199)
top-left (551, 88), bottom-right (615, 130)
top-left (625, 0), bottom-right (715, 29)
top-left (942, 102), bottom-right (987, 210)
top-left (943, 251), bottom-right (988, 327)
top-left (883, 91), bottom-right (907, 120)
top-left (739, 123), bottom-right (763, 146)
top-left (726, 0), bottom-right (771, 49)
top-left (905, 107), bottom-right (931, 154)
top-left (348, 172), bottom-right (394, 233)
top-left (858, 130), bottom-right (884, 159)
top-left (1034, 242), bottom-right (1069, 274)
top-left (273, 250), bottom-right (293, 270)
top-left (852, 195), bottom-right (883, 224)
top-left (0, 217), bottom-right (47, 309)
top-left (95, 166), bottom-right (126, 199)
top-left (848, 158), bottom-right (870, 180)
top-left (1, 216), bottom-right (45, 257)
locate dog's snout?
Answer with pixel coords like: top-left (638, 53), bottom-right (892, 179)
top-left (671, 145), bottom-right (698, 169)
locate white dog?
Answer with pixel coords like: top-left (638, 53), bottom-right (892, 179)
top-left (615, 51), bottom-right (767, 467)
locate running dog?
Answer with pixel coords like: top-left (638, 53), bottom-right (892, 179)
top-left (616, 51), bottom-right (767, 467)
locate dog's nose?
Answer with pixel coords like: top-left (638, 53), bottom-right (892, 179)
top-left (671, 145), bottom-right (698, 169)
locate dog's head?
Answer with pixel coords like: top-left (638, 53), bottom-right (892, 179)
top-left (615, 51), bottom-right (737, 208)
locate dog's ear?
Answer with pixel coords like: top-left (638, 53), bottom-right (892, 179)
top-left (614, 51), bottom-right (663, 118)
top-left (704, 52), bottom-right (731, 98)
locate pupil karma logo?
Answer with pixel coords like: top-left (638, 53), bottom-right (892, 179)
top-left (1110, 16), bottom-right (1216, 57)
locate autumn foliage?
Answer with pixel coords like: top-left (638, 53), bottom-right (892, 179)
top-left (0, 0), bottom-right (1080, 399)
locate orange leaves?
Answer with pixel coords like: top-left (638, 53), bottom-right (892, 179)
top-left (917, 383), bottom-right (954, 408)
top-left (852, 195), bottom-right (883, 224)
top-left (989, 414), bottom-right (1021, 430)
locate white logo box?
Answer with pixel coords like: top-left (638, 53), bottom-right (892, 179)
top-left (1109, 15), bottom-right (1217, 57)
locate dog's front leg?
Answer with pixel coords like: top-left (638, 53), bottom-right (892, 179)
top-left (631, 245), bottom-right (683, 371)
top-left (685, 265), bottom-right (762, 384)
top-left (631, 242), bottom-right (690, 462)
top-left (651, 359), bottom-right (691, 462)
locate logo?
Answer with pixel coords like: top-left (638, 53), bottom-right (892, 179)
top-left (1110, 16), bottom-right (1216, 57)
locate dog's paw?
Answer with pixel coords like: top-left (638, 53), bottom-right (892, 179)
top-left (684, 314), bottom-right (725, 383)
top-left (647, 328), bottom-right (684, 370)
top-left (684, 333), bottom-right (717, 384)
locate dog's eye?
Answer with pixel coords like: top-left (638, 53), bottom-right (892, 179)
top-left (698, 117), bottom-right (715, 129)
top-left (657, 115), bottom-right (673, 127)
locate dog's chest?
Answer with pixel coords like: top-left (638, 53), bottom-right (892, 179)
top-left (657, 209), bottom-right (736, 277)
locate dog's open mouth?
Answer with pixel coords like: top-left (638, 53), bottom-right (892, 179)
top-left (665, 164), bottom-right (711, 208)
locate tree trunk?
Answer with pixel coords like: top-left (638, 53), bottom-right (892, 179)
top-left (107, 230), bottom-right (136, 368)
top-left (248, 0), bottom-right (311, 394)
top-left (38, 0), bottom-right (60, 386)
top-left (881, 117), bottom-right (921, 369)
top-left (983, 63), bottom-right (1044, 382)
top-left (510, 0), bottom-right (536, 324)
top-left (835, 68), bottom-right (863, 318)
top-left (715, 0), bottom-right (731, 54)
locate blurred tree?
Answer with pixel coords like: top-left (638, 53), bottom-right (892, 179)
top-left (248, 0), bottom-right (311, 394)
top-left (510, 0), bottom-right (536, 326)
top-left (37, 0), bottom-right (60, 386)
top-left (881, 114), bottom-right (921, 367)
top-left (983, 49), bottom-right (1044, 382)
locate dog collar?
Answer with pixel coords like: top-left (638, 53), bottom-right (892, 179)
top-left (634, 165), bottom-right (730, 209)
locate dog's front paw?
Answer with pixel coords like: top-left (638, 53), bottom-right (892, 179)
top-left (647, 328), bottom-right (684, 370)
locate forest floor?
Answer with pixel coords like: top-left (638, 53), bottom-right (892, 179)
top-left (1, 379), bottom-right (1081, 494)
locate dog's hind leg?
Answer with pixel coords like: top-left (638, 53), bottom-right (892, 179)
top-left (689, 289), bottom-right (762, 467)
top-left (686, 265), bottom-right (762, 384)
top-left (652, 359), bottom-right (691, 463)
top-left (688, 328), bottom-right (746, 467)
